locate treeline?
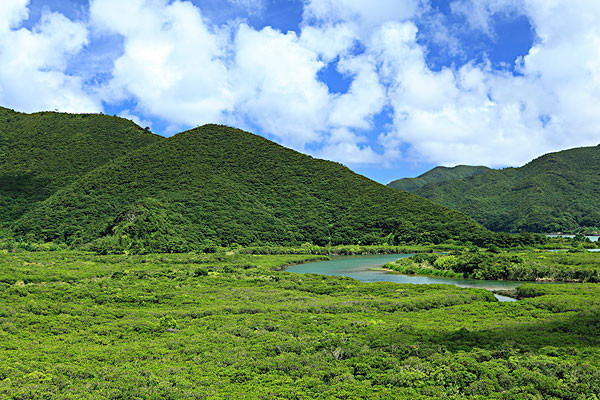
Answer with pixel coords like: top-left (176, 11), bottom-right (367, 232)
top-left (387, 250), bottom-right (600, 282)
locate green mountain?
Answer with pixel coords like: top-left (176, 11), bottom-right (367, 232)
top-left (13, 125), bottom-right (491, 252)
top-left (412, 145), bottom-right (600, 233)
top-left (388, 165), bottom-right (491, 192)
top-left (0, 107), bottom-right (161, 225)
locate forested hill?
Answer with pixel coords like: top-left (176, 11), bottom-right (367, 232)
top-left (13, 124), bottom-right (491, 252)
top-left (412, 145), bottom-right (600, 233)
top-left (388, 165), bottom-right (491, 192)
top-left (0, 107), bottom-right (162, 225)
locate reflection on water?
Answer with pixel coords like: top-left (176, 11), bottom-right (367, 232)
top-left (287, 254), bottom-right (520, 302)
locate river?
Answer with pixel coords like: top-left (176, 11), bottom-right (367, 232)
top-left (287, 254), bottom-right (519, 302)
top-left (546, 234), bottom-right (599, 242)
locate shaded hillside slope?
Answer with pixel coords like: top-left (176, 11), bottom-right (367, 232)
top-left (415, 146), bottom-right (600, 233)
top-left (14, 125), bottom-right (491, 251)
top-left (0, 107), bottom-right (162, 224)
top-left (388, 165), bottom-right (491, 192)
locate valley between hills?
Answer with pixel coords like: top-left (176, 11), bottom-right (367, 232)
top-left (1, 107), bottom-right (599, 399)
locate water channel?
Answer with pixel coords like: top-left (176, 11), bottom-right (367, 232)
top-left (287, 254), bottom-right (519, 302)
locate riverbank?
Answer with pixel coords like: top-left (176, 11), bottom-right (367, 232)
top-left (373, 266), bottom-right (523, 300)
top-left (285, 254), bottom-right (524, 302)
top-left (237, 244), bottom-right (463, 256)
top-left (384, 251), bottom-right (600, 283)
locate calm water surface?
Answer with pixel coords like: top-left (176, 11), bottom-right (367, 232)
top-left (546, 234), bottom-right (599, 242)
top-left (287, 254), bottom-right (519, 302)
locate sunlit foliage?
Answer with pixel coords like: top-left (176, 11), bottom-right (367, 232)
top-left (0, 251), bottom-right (598, 399)
top-left (0, 107), bottom-right (161, 225)
top-left (13, 125), bottom-right (493, 252)
top-left (408, 145), bottom-right (600, 233)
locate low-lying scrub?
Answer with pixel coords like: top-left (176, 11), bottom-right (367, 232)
top-left (385, 250), bottom-right (600, 282)
top-left (0, 251), bottom-right (599, 398)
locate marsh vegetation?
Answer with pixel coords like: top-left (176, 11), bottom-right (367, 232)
top-left (1, 250), bottom-right (599, 399)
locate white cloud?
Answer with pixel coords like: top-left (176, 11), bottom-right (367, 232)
top-left (4, 0), bottom-right (600, 172)
top-left (230, 25), bottom-right (331, 147)
top-left (372, 0), bottom-right (600, 167)
top-left (87, 0), bottom-right (387, 161)
top-left (118, 110), bottom-right (153, 130)
top-left (89, 0), bottom-right (334, 149)
top-left (316, 127), bottom-right (386, 165)
top-left (328, 54), bottom-right (385, 130)
top-left (0, 0), bottom-right (29, 32)
top-left (299, 23), bottom-right (356, 62)
top-left (0, 5), bottom-right (100, 113)
top-left (303, 0), bottom-right (420, 33)
top-left (90, 0), bottom-right (233, 126)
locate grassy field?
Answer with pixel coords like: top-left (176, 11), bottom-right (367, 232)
top-left (0, 251), bottom-right (599, 399)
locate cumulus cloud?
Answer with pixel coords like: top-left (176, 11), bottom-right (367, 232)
top-left (230, 24), bottom-right (331, 147)
top-left (299, 23), bottom-right (356, 62)
top-left (374, 0), bottom-right (600, 166)
top-left (87, 0), bottom-right (386, 162)
top-left (0, 1), bottom-right (100, 113)
top-left (3, 0), bottom-right (600, 170)
top-left (316, 127), bottom-right (386, 165)
top-left (90, 0), bottom-right (233, 126)
top-left (118, 109), bottom-right (153, 130)
top-left (303, 0), bottom-right (420, 32)
top-left (328, 54), bottom-right (385, 130)
top-left (0, 0), bottom-right (30, 32)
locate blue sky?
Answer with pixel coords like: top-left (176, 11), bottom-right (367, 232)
top-left (2, 0), bottom-right (600, 184)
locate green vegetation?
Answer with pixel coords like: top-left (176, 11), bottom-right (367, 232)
top-left (12, 125), bottom-right (493, 252)
top-left (0, 107), bottom-right (161, 225)
top-left (388, 165), bottom-right (490, 193)
top-left (239, 243), bottom-right (466, 255)
top-left (404, 145), bottom-right (600, 233)
top-left (387, 250), bottom-right (600, 282)
top-left (3, 107), bottom-right (598, 397)
top-left (0, 110), bottom-right (561, 253)
top-left (385, 253), bottom-right (464, 278)
top-left (0, 251), bottom-right (599, 399)
top-left (540, 234), bottom-right (600, 250)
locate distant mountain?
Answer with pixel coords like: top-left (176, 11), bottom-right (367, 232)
top-left (410, 146), bottom-right (600, 233)
top-left (0, 107), bottom-right (161, 225)
top-left (388, 165), bottom-right (491, 193)
top-left (13, 125), bottom-right (491, 252)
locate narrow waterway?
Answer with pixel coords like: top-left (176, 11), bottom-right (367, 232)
top-left (546, 234), bottom-right (599, 242)
top-left (287, 254), bottom-right (519, 302)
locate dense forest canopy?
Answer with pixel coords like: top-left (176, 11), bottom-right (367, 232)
top-left (12, 124), bottom-right (493, 252)
top-left (0, 107), bottom-right (161, 225)
top-left (391, 146), bottom-right (600, 233)
top-left (1, 251), bottom-right (599, 399)
top-left (388, 165), bottom-right (491, 193)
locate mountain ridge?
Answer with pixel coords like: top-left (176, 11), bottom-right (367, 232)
top-left (12, 124), bottom-right (492, 252)
top-left (411, 145), bottom-right (600, 233)
top-left (0, 107), bottom-right (162, 225)
top-left (388, 165), bottom-right (491, 192)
